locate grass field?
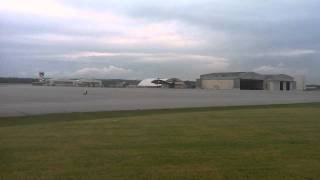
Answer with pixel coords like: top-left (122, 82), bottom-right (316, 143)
top-left (1, 103), bottom-right (320, 180)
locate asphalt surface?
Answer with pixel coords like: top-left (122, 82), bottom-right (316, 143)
top-left (1, 84), bottom-right (320, 117)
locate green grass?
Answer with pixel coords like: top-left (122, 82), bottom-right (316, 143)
top-left (1, 103), bottom-right (320, 180)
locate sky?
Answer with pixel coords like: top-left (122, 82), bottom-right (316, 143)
top-left (0, 0), bottom-right (319, 83)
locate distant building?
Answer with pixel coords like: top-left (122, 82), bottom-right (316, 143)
top-left (45, 79), bottom-right (102, 87)
top-left (197, 72), bottom-right (296, 91)
top-left (76, 79), bottom-right (102, 87)
top-left (101, 79), bottom-right (140, 88)
top-left (306, 84), bottom-right (320, 91)
top-left (48, 79), bottom-right (76, 86)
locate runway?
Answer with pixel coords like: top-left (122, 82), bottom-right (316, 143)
top-left (1, 84), bottom-right (320, 117)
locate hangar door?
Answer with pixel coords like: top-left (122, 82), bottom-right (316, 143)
top-left (240, 79), bottom-right (264, 90)
top-left (280, 81), bottom-right (291, 91)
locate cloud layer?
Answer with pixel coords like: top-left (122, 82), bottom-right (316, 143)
top-left (0, 0), bottom-right (319, 83)
top-left (72, 66), bottom-right (133, 78)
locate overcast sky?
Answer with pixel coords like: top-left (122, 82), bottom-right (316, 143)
top-left (0, 0), bottom-right (319, 83)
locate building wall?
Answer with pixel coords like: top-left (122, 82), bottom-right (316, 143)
top-left (201, 80), bottom-right (234, 90)
top-left (294, 75), bottom-right (305, 90)
top-left (292, 81), bottom-right (297, 90)
top-left (233, 79), bottom-right (240, 89)
top-left (268, 81), bottom-right (280, 91)
top-left (288, 81), bottom-right (295, 90)
top-left (268, 81), bottom-right (295, 91)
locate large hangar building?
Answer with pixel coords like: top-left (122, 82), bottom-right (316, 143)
top-left (197, 72), bottom-right (296, 91)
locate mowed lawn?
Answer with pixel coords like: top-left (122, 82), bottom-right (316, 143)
top-left (1, 103), bottom-right (320, 180)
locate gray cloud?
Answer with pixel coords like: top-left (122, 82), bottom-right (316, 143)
top-left (0, 0), bottom-right (319, 83)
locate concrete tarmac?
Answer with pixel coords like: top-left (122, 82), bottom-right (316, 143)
top-left (1, 84), bottom-right (320, 117)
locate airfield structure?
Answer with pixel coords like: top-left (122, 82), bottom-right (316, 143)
top-left (197, 72), bottom-right (296, 91)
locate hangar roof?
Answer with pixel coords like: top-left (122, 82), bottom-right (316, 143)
top-left (265, 74), bottom-right (294, 81)
top-left (200, 72), bottom-right (264, 80)
top-left (200, 72), bottom-right (294, 81)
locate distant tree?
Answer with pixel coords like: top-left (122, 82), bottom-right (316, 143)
top-left (0, 77), bottom-right (37, 84)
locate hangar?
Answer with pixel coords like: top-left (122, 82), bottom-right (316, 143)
top-left (197, 72), bottom-right (296, 91)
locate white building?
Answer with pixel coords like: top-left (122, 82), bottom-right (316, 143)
top-left (138, 78), bottom-right (165, 88)
top-left (138, 78), bottom-right (186, 88)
